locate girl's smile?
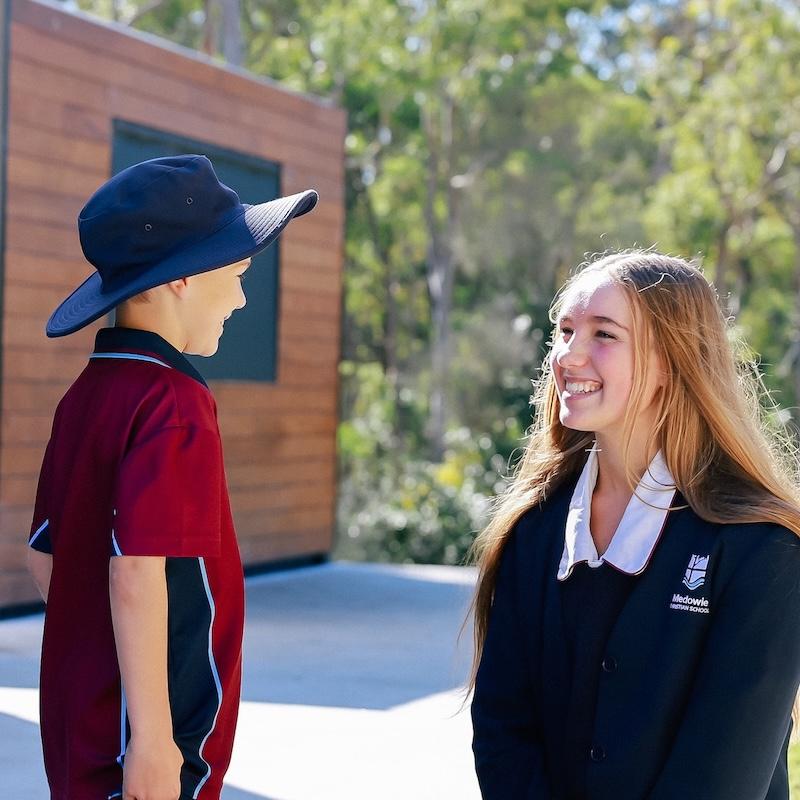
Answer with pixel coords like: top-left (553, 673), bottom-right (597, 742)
top-left (562, 388), bottom-right (602, 403)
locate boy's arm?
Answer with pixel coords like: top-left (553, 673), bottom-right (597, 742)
top-left (109, 555), bottom-right (183, 800)
top-left (27, 549), bottom-right (52, 602)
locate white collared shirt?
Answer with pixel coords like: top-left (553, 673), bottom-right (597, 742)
top-left (557, 447), bottom-right (677, 581)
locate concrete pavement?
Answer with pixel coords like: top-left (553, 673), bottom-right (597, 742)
top-left (0, 562), bottom-right (480, 799)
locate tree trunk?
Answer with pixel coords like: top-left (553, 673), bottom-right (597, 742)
top-left (383, 270), bottom-right (399, 386)
top-left (714, 219), bottom-right (732, 314)
top-left (202, 0), bottom-right (216, 57)
top-left (423, 91), bottom-right (458, 461)
top-left (220, 0), bottom-right (244, 66)
top-left (362, 184), bottom-right (398, 384)
top-left (791, 220), bottom-right (800, 412)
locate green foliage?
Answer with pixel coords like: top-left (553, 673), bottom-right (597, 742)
top-left (790, 739), bottom-right (800, 797)
top-left (336, 449), bottom-right (488, 565)
top-left (336, 360), bottom-right (525, 565)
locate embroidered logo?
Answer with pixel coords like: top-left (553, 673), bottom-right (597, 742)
top-left (669, 593), bottom-right (710, 614)
top-left (682, 554), bottom-right (709, 591)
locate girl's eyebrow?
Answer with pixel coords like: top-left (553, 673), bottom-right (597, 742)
top-left (558, 314), bottom-right (629, 332)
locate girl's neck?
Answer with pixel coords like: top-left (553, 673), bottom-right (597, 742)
top-left (593, 433), bottom-right (658, 496)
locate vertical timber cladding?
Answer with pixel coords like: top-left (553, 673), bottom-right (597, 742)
top-left (0, 0), bottom-right (345, 608)
top-left (0, 0), bottom-right (8, 423)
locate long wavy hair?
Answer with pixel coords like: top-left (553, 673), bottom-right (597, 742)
top-left (468, 250), bottom-right (800, 691)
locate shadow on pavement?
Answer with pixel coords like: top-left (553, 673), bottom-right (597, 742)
top-left (0, 713), bottom-right (48, 800)
top-left (241, 563), bottom-right (476, 710)
top-left (222, 785), bottom-right (280, 799)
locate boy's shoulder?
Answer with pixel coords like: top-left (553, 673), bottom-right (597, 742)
top-left (128, 359), bottom-right (218, 431)
top-left (59, 351), bottom-right (218, 441)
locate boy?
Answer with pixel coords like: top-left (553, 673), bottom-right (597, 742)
top-left (26, 154), bottom-right (318, 800)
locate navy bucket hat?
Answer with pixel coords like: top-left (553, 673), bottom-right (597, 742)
top-left (46, 154), bottom-right (318, 337)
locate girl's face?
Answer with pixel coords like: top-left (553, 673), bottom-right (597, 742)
top-left (549, 273), bottom-right (663, 441)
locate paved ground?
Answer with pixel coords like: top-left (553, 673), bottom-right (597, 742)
top-left (0, 561), bottom-right (480, 799)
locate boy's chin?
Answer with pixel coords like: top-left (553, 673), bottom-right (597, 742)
top-left (184, 337), bottom-right (219, 358)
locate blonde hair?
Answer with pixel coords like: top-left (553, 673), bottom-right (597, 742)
top-left (468, 250), bottom-right (800, 690)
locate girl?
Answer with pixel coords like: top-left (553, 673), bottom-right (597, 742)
top-left (469, 251), bottom-right (800, 800)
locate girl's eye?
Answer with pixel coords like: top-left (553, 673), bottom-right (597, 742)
top-left (559, 326), bottom-right (573, 337)
top-left (561, 326), bottom-right (617, 339)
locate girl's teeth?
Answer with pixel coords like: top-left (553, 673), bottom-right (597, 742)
top-left (566, 381), bottom-right (601, 394)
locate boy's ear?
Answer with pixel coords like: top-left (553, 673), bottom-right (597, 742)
top-left (165, 276), bottom-right (191, 298)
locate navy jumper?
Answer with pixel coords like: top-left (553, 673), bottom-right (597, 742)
top-left (559, 562), bottom-right (638, 798)
top-left (471, 465), bottom-right (800, 800)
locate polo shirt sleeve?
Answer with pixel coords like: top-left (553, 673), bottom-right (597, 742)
top-left (112, 425), bottom-right (223, 558)
top-left (28, 439), bottom-right (53, 554)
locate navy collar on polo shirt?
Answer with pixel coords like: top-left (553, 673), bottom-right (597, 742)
top-left (93, 326), bottom-right (209, 388)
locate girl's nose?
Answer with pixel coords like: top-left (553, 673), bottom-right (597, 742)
top-left (555, 337), bottom-right (588, 368)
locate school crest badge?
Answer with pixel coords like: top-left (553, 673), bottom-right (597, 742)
top-left (682, 554), bottom-right (709, 591)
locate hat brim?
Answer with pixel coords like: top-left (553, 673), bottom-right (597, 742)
top-left (46, 188), bottom-right (319, 338)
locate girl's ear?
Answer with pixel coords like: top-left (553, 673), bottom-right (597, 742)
top-left (659, 362), bottom-right (671, 390)
top-left (652, 347), bottom-right (668, 390)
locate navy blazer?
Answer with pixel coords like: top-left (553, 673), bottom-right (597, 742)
top-left (471, 476), bottom-right (800, 799)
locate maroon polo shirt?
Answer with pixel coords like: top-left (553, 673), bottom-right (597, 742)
top-left (28, 326), bottom-right (244, 800)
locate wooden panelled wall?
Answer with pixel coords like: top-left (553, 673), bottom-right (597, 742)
top-left (0, 0), bottom-right (346, 607)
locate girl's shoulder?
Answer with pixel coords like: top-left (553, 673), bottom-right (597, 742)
top-left (715, 519), bottom-right (800, 562)
top-left (706, 520), bottom-right (800, 599)
top-left (508, 476), bottom-right (578, 555)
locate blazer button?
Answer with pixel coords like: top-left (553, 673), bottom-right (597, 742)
top-left (590, 745), bottom-right (606, 762)
top-left (601, 656), bottom-right (618, 673)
